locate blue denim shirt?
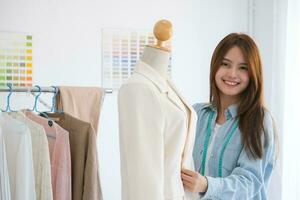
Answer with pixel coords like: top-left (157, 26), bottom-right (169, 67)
top-left (192, 103), bottom-right (276, 200)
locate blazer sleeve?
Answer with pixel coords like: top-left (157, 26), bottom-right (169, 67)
top-left (118, 83), bottom-right (165, 200)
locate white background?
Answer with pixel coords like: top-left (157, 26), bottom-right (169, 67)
top-left (0, 0), bottom-right (290, 199)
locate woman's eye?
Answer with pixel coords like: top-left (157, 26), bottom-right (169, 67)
top-left (240, 66), bottom-right (248, 70)
top-left (221, 62), bottom-right (229, 67)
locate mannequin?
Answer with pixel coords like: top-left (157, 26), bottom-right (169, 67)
top-left (140, 46), bottom-right (170, 79)
top-left (140, 19), bottom-right (172, 79)
top-left (118, 20), bottom-right (198, 200)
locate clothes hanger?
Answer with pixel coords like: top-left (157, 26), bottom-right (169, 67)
top-left (39, 86), bottom-right (64, 123)
top-left (4, 83), bottom-right (16, 112)
top-left (30, 85), bottom-right (42, 112)
top-left (0, 84), bottom-right (9, 112)
top-left (29, 85), bottom-right (57, 139)
top-left (50, 86), bottom-right (57, 112)
top-left (28, 85), bottom-right (56, 128)
top-left (50, 86), bottom-right (64, 113)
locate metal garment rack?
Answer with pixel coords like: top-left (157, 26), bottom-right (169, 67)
top-left (0, 86), bottom-right (113, 109)
top-left (0, 86), bottom-right (113, 94)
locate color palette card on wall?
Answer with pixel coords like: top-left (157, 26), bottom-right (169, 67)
top-left (102, 29), bottom-right (171, 89)
top-left (0, 32), bottom-right (33, 88)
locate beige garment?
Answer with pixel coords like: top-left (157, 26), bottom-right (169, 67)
top-left (56, 86), bottom-right (105, 134)
top-left (46, 112), bottom-right (103, 200)
top-left (10, 112), bottom-right (53, 200)
top-left (118, 61), bottom-right (198, 200)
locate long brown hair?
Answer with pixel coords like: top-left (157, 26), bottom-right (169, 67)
top-left (210, 33), bottom-right (266, 159)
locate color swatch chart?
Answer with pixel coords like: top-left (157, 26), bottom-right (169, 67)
top-left (102, 29), bottom-right (171, 89)
top-left (0, 32), bottom-right (33, 87)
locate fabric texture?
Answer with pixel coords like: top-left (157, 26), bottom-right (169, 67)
top-left (56, 86), bottom-right (105, 134)
top-left (26, 112), bottom-right (71, 200)
top-left (0, 112), bottom-right (36, 200)
top-left (46, 112), bottom-right (103, 200)
top-left (10, 112), bottom-right (53, 200)
top-left (118, 60), bottom-right (198, 200)
top-left (205, 123), bottom-right (221, 176)
top-left (0, 124), bottom-right (11, 200)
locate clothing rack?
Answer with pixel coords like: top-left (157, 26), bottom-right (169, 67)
top-left (0, 86), bottom-right (113, 110)
top-left (0, 86), bottom-right (113, 94)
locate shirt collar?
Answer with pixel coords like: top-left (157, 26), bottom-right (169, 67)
top-left (134, 60), bottom-right (169, 93)
top-left (226, 104), bottom-right (238, 119)
top-left (204, 103), bottom-right (238, 119)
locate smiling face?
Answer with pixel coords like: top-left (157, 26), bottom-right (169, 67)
top-left (215, 46), bottom-right (250, 102)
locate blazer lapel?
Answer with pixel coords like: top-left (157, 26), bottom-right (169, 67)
top-left (167, 80), bottom-right (197, 169)
top-left (166, 90), bottom-right (186, 112)
top-left (135, 61), bottom-right (186, 112)
top-left (135, 61), bottom-right (197, 169)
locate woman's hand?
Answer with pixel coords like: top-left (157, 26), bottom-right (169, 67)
top-left (181, 169), bottom-right (208, 193)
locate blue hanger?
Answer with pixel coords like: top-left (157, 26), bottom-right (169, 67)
top-left (50, 86), bottom-right (63, 113)
top-left (50, 86), bottom-right (57, 112)
top-left (37, 86), bottom-right (57, 127)
top-left (30, 85), bottom-right (42, 112)
top-left (4, 83), bottom-right (16, 112)
top-left (40, 86), bottom-right (59, 127)
top-left (51, 86), bottom-right (62, 113)
top-left (30, 85), bottom-right (55, 128)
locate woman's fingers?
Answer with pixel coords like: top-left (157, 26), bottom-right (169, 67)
top-left (182, 179), bottom-right (194, 188)
top-left (181, 172), bottom-right (194, 183)
top-left (181, 168), bottom-right (196, 176)
top-left (182, 178), bottom-right (197, 192)
top-left (181, 169), bottom-right (206, 193)
top-left (181, 169), bottom-right (200, 192)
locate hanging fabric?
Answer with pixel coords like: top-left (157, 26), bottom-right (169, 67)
top-left (26, 111), bottom-right (72, 200)
top-left (0, 85), bottom-right (107, 200)
top-left (46, 112), bottom-right (103, 200)
top-left (0, 112), bottom-right (36, 200)
top-left (56, 86), bottom-right (105, 134)
top-left (9, 111), bottom-right (53, 200)
top-left (0, 124), bottom-right (11, 200)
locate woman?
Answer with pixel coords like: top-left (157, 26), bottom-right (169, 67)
top-left (181, 33), bottom-right (277, 199)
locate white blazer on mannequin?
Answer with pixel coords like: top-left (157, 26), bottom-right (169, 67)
top-left (118, 61), bottom-right (198, 200)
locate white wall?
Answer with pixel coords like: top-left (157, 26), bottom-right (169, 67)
top-left (0, 0), bottom-right (252, 199)
top-left (252, 0), bottom-right (288, 199)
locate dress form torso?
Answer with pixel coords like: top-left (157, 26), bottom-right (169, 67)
top-left (140, 46), bottom-right (192, 199)
top-left (140, 45), bottom-right (190, 123)
top-left (118, 20), bottom-right (198, 200)
top-left (140, 46), bottom-right (170, 79)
